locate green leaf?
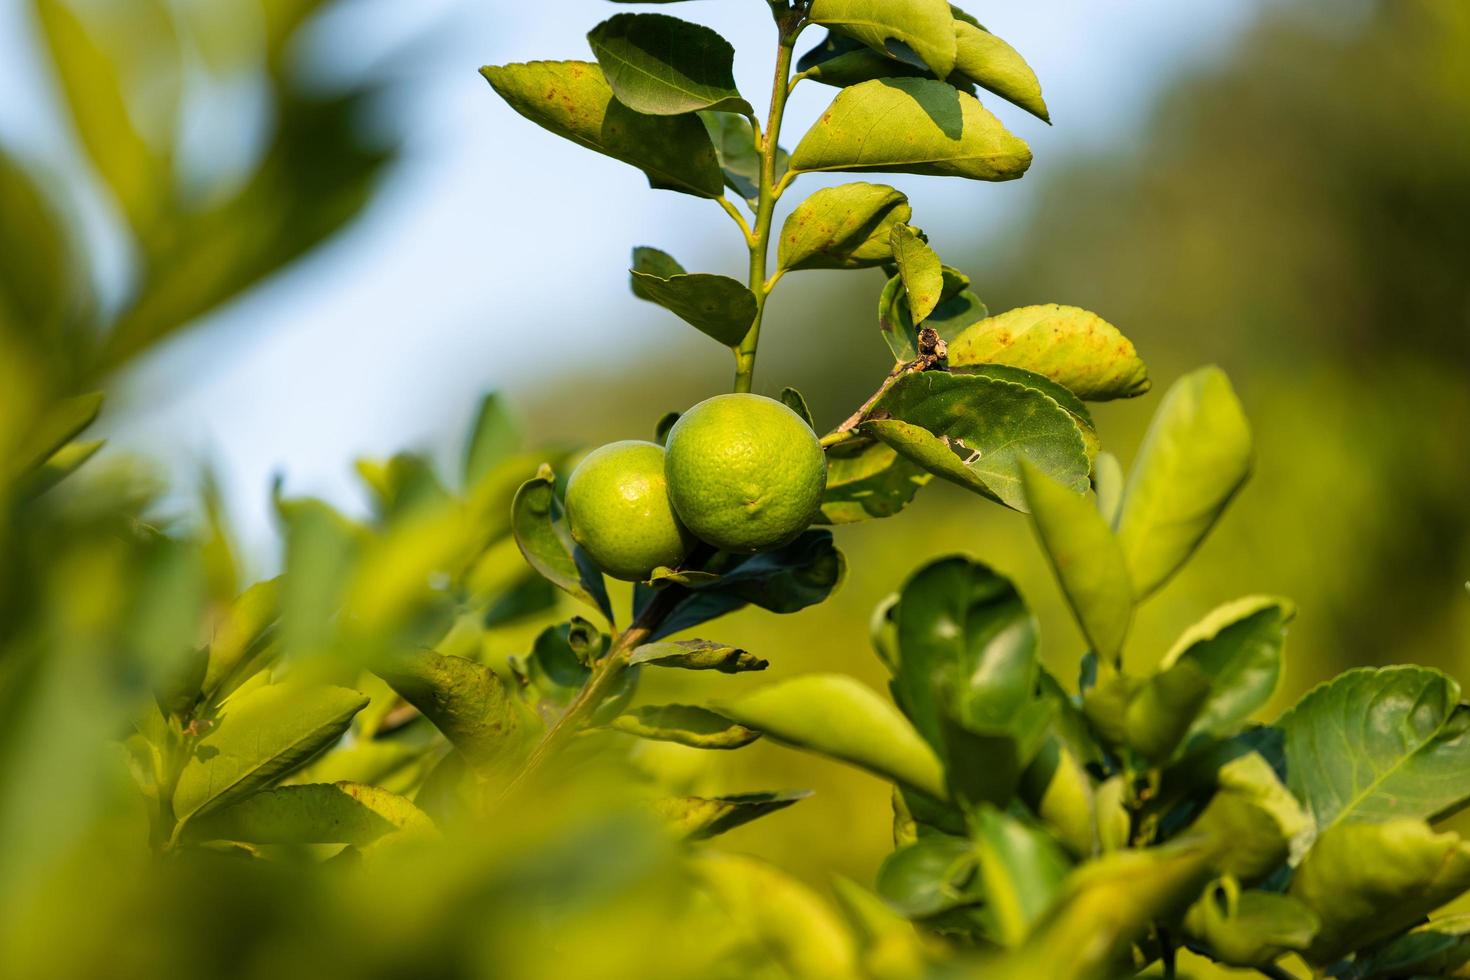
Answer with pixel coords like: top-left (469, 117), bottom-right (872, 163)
top-left (952, 364), bottom-right (1097, 459)
top-left (1279, 666), bottom-right (1470, 833)
top-left (202, 577), bottom-right (281, 697)
top-left (652, 791), bottom-right (809, 840)
top-left (21, 438), bottom-right (105, 496)
top-left (480, 60), bottom-right (723, 197)
top-left (1161, 596), bottom-right (1292, 742)
top-left (1290, 819), bottom-right (1470, 964)
top-left (1019, 735), bottom-right (1099, 859)
top-left (1091, 450), bottom-right (1124, 525)
top-left (797, 31), bottom-right (963, 89)
top-left (717, 674), bottom-right (948, 799)
top-left (1340, 914), bottom-right (1470, 979)
top-left (642, 530), bottom-right (846, 639)
top-left (511, 466), bottom-right (614, 624)
top-left (1182, 878), bottom-right (1318, 968)
top-left (947, 305), bottom-right (1149, 401)
top-left (779, 387), bottom-right (814, 428)
top-left (184, 781), bottom-right (433, 846)
top-left (521, 618), bottom-right (603, 708)
top-left (374, 649), bottom-right (530, 772)
top-left (877, 833), bottom-right (981, 918)
top-left (628, 639), bottom-right (767, 672)
top-left (463, 392), bottom-right (521, 491)
top-left (0, 149), bottom-right (75, 336)
top-left (878, 265), bottom-right (986, 362)
top-left (816, 438), bottom-right (931, 525)
top-left (172, 682), bottom-right (368, 827)
top-left (700, 111), bottom-right (787, 202)
top-left (588, 13), bottom-right (751, 116)
top-left (16, 391), bottom-right (103, 473)
top-left (1188, 752), bottom-right (1311, 882)
top-left (653, 410), bottom-right (680, 446)
top-left (830, 876), bottom-right (931, 977)
top-left (1020, 464), bottom-right (1132, 665)
top-left (612, 704), bottom-right (759, 749)
top-left (791, 78), bottom-right (1031, 181)
top-left (628, 251), bottom-right (757, 347)
top-left (1114, 366), bottom-right (1253, 598)
top-left (778, 182), bottom-right (911, 272)
top-left (890, 224), bottom-right (944, 324)
top-left (971, 806), bottom-right (1072, 946)
top-left (865, 371), bottom-right (1091, 510)
top-left (1125, 659), bottom-right (1212, 762)
top-left (808, 0), bottom-right (959, 79)
top-left (951, 18), bottom-right (1049, 123)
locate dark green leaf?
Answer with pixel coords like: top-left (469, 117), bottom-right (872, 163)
top-left (1114, 366), bottom-right (1253, 598)
top-left (971, 806), bottom-right (1072, 945)
top-left (1125, 659), bottom-right (1211, 762)
top-left (1290, 819), bottom-right (1470, 964)
top-left (955, 364), bottom-right (1097, 460)
top-left (629, 265), bottom-right (757, 347)
top-left (0, 149), bottom-right (75, 337)
top-left (816, 438), bottom-right (930, 525)
top-left (777, 182), bottom-right (911, 272)
top-left (1161, 596), bottom-right (1292, 742)
top-left (947, 304), bottom-right (1149, 401)
top-left (951, 17), bottom-right (1050, 122)
top-left (522, 618), bottom-right (603, 709)
top-left (865, 371), bottom-right (1091, 510)
top-left (17, 391), bottom-right (103, 473)
top-left (173, 682), bottom-right (368, 827)
top-left (612, 704), bottom-right (760, 749)
top-left (588, 13), bottom-right (751, 116)
top-left (184, 781), bottom-right (434, 846)
top-left (463, 392), bottom-right (521, 491)
top-left (481, 60), bottom-right (723, 197)
top-left (1182, 877), bottom-right (1318, 968)
top-left (1339, 914), bottom-right (1470, 980)
top-left (890, 224), bottom-right (943, 324)
top-left (1020, 464), bottom-right (1132, 664)
top-left (652, 790), bottom-right (809, 840)
top-left (808, 0), bottom-right (958, 78)
top-left (630, 245), bottom-right (686, 289)
top-left (876, 833), bottom-right (980, 918)
top-left (791, 78), bottom-right (1030, 181)
top-left (653, 410), bottom-right (680, 446)
top-left (511, 466), bottom-right (614, 624)
top-left (1280, 666), bottom-right (1470, 832)
top-left (797, 31), bottom-right (964, 89)
top-left (779, 387), bottom-right (814, 427)
top-left (718, 674), bottom-right (948, 799)
top-left (878, 265), bottom-right (986, 361)
top-left (629, 639), bottom-right (767, 672)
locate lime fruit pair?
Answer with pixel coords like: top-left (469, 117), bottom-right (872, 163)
top-left (564, 394), bottom-right (826, 580)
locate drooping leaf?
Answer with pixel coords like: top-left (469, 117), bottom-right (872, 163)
top-left (779, 387), bottom-right (814, 428)
top-left (511, 466), bottom-right (613, 624)
top-left (1160, 596), bottom-right (1292, 742)
top-left (587, 13), bottom-right (751, 116)
top-left (778, 182), bottom-right (911, 272)
top-left (947, 305), bottom-right (1149, 401)
top-left (808, 0), bottom-right (959, 79)
top-left (797, 30), bottom-right (963, 89)
top-left (1114, 366), bottom-right (1253, 598)
top-left (1279, 666), bottom-right (1470, 833)
top-left (612, 704), bottom-right (760, 750)
top-left (817, 438), bottom-right (931, 525)
top-left (1182, 877), bottom-right (1318, 968)
top-left (971, 806), bottom-right (1072, 946)
top-left (791, 78), bottom-right (1031, 181)
top-left (463, 392), bottom-right (521, 491)
top-left (878, 265), bottom-right (986, 361)
top-left (480, 60), bottom-right (723, 197)
top-left (877, 833), bottom-right (982, 918)
top-left (628, 639), bottom-right (767, 673)
top-left (653, 790), bottom-right (809, 840)
top-left (1020, 464), bottom-right (1132, 665)
top-left (699, 111), bottom-right (787, 202)
top-left (184, 781), bottom-right (434, 846)
top-left (890, 224), bottom-right (944, 324)
top-left (1187, 752), bottom-right (1311, 882)
top-left (865, 371), bottom-right (1091, 510)
top-left (374, 649), bottom-right (530, 772)
top-left (1290, 819), bottom-right (1470, 964)
top-left (951, 17), bottom-right (1049, 123)
top-left (629, 257), bottom-right (757, 348)
top-left (717, 674), bottom-right (947, 799)
top-left (172, 682), bottom-right (368, 827)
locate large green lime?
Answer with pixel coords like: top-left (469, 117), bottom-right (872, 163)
top-left (564, 440), bottom-right (693, 581)
top-left (664, 393), bottom-right (827, 553)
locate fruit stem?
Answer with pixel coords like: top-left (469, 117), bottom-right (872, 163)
top-left (733, 17), bottom-right (802, 394)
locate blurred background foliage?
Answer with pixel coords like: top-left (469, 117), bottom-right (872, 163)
top-left (0, 0), bottom-right (1465, 977)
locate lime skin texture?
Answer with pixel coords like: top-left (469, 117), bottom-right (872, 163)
top-left (564, 440), bottom-right (695, 582)
top-left (663, 393), bottom-right (827, 554)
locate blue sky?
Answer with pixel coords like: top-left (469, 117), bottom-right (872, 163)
top-left (1, 0), bottom-right (1268, 564)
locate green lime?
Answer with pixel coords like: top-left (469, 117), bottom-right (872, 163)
top-left (664, 393), bottom-right (827, 553)
top-left (564, 440), bottom-right (694, 581)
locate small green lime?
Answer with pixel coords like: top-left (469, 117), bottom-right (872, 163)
top-left (664, 393), bottom-right (827, 553)
top-left (564, 440), bottom-right (694, 581)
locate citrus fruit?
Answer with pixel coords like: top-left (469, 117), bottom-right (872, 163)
top-left (663, 393), bottom-right (827, 553)
top-left (564, 440), bottom-right (693, 581)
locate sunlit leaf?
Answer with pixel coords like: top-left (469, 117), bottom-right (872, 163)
top-left (1160, 596), bottom-right (1292, 741)
top-left (778, 182), bottom-right (911, 272)
top-left (375, 649), bottom-right (531, 772)
top-left (481, 60), bottom-right (723, 197)
top-left (612, 704), bottom-right (759, 749)
top-left (202, 577), bottom-right (282, 697)
top-left (792, 78), bottom-right (1030, 181)
top-left (878, 265), bottom-right (986, 361)
top-left (185, 781), bottom-right (434, 846)
top-left (951, 16), bottom-right (1050, 122)
top-left (1125, 659), bottom-right (1211, 762)
top-left (890, 224), bottom-right (943, 324)
top-left (463, 392), bottom-right (521, 491)
top-left (971, 806), bottom-right (1072, 946)
top-left (1187, 752), bottom-right (1311, 881)
top-left (877, 833), bottom-right (981, 918)
top-left (817, 438), bottom-right (931, 525)
top-left (1182, 877), bottom-right (1318, 968)
top-left (808, 0), bottom-right (958, 79)
top-left (652, 790), bottom-right (809, 840)
top-left (699, 111), bottom-right (787, 202)
top-left (588, 13), bottom-right (751, 116)
top-left (947, 305), bottom-right (1149, 401)
top-left (628, 639), bottom-right (767, 672)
